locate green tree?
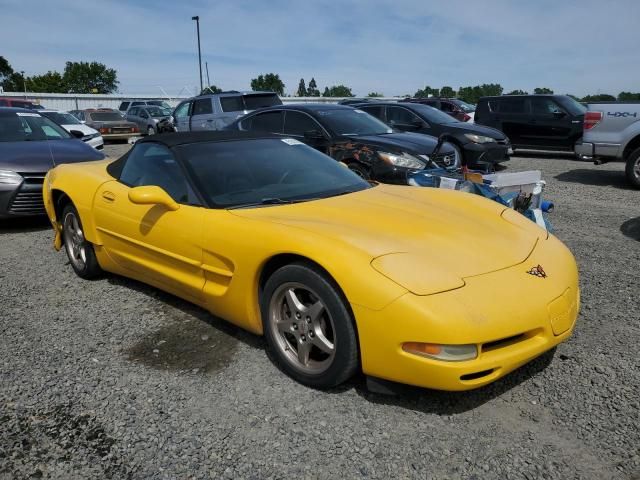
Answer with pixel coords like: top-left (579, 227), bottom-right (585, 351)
top-left (63, 61), bottom-right (118, 93)
top-left (296, 78), bottom-right (307, 97)
top-left (581, 93), bottom-right (616, 102)
top-left (440, 86), bottom-right (455, 97)
top-left (322, 85), bottom-right (354, 97)
top-left (414, 86), bottom-right (439, 98)
top-left (200, 85), bottom-right (222, 95)
top-left (0, 56), bottom-right (13, 84)
top-left (250, 73), bottom-right (285, 95)
top-left (457, 84), bottom-right (503, 104)
top-left (505, 89), bottom-right (528, 95)
top-left (534, 87), bottom-right (554, 94)
top-left (618, 91), bottom-right (640, 101)
top-left (27, 71), bottom-right (66, 93)
top-left (307, 78), bottom-right (320, 97)
top-left (367, 92), bottom-right (384, 97)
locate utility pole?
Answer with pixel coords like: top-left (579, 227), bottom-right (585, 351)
top-left (205, 62), bottom-right (211, 88)
top-left (192, 16), bottom-right (203, 93)
top-left (21, 71), bottom-right (26, 98)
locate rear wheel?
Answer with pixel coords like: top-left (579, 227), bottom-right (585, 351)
top-left (625, 147), bottom-right (640, 189)
top-left (62, 204), bottom-right (102, 279)
top-left (261, 262), bottom-right (359, 388)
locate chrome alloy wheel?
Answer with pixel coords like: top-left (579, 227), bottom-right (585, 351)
top-left (633, 157), bottom-right (640, 180)
top-left (63, 211), bottom-right (87, 271)
top-left (268, 282), bottom-right (336, 374)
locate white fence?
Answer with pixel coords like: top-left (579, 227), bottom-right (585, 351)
top-left (0, 91), bottom-right (402, 111)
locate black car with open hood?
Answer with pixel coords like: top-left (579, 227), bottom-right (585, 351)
top-left (226, 104), bottom-right (458, 183)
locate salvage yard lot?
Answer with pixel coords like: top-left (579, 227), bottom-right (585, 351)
top-left (1, 145), bottom-right (638, 479)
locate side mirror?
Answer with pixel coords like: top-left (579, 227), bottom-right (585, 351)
top-left (128, 186), bottom-right (179, 211)
top-left (411, 118), bottom-right (425, 129)
top-left (69, 130), bottom-right (85, 139)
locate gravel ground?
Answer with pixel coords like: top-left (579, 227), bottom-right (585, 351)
top-left (1, 143), bottom-right (638, 479)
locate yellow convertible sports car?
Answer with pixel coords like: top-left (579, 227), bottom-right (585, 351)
top-left (43, 131), bottom-right (579, 391)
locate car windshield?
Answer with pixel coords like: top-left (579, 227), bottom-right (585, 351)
top-left (559, 96), bottom-right (587, 115)
top-left (317, 109), bottom-right (392, 136)
top-left (40, 111), bottom-right (82, 125)
top-left (451, 100), bottom-right (476, 113)
top-left (147, 106), bottom-right (171, 117)
top-left (178, 138), bottom-right (371, 208)
top-left (147, 100), bottom-right (171, 109)
top-left (88, 112), bottom-right (123, 121)
top-left (0, 112), bottom-right (72, 142)
top-left (408, 104), bottom-right (460, 124)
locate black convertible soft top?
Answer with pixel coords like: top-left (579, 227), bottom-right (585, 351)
top-left (135, 130), bottom-right (281, 148)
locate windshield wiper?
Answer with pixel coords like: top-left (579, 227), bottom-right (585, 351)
top-left (227, 197), bottom-right (310, 210)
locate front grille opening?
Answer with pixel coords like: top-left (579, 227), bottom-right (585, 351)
top-left (460, 369), bottom-right (494, 381)
top-left (482, 333), bottom-right (526, 353)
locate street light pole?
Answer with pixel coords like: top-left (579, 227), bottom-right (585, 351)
top-left (192, 16), bottom-right (203, 93)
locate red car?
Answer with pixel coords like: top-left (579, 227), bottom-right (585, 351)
top-left (401, 97), bottom-right (475, 122)
top-left (0, 97), bottom-right (43, 109)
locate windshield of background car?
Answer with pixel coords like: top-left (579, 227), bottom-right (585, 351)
top-left (317, 109), bottom-right (392, 136)
top-left (146, 107), bottom-right (170, 117)
top-left (41, 112), bottom-right (81, 125)
top-left (178, 138), bottom-right (371, 208)
top-left (558, 96), bottom-right (587, 115)
top-left (88, 112), bottom-right (124, 122)
top-left (0, 112), bottom-right (72, 142)
top-left (243, 94), bottom-right (282, 110)
top-left (409, 104), bottom-right (460, 124)
top-left (451, 100), bottom-right (476, 112)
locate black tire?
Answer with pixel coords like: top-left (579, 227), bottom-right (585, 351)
top-left (260, 262), bottom-right (359, 388)
top-left (61, 203), bottom-right (103, 279)
top-left (347, 161), bottom-right (371, 180)
top-left (625, 147), bottom-right (640, 189)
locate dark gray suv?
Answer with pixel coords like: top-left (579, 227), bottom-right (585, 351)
top-left (173, 91), bottom-right (282, 132)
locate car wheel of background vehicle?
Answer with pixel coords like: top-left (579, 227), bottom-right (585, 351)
top-left (62, 203), bottom-right (102, 279)
top-left (625, 147), bottom-right (640, 189)
top-left (147, 126), bottom-right (155, 135)
top-left (347, 162), bottom-right (371, 180)
top-left (261, 262), bottom-right (359, 388)
top-left (451, 143), bottom-right (464, 168)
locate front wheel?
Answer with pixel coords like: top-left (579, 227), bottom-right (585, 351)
top-left (347, 162), bottom-right (371, 180)
top-left (261, 263), bottom-right (359, 388)
top-left (625, 147), bottom-right (640, 189)
top-left (147, 126), bottom-right (156, 136)
top-left (62, 204), bottom-right (102, 279)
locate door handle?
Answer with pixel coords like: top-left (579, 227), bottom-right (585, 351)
top-left (101, 191), bottom-right (115, 202)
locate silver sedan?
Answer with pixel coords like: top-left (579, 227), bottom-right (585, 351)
top-left (126, 105), bottom-right (172, 135)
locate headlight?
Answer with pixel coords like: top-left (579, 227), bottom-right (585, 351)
top-left (378, 151), bottom-right (426, 169)
top-left (464, 133), bottom-right (496, 144)
top-left (402, 342), bottom-right (478, 362)
top-left (0, 170), bottom-right (23, 185)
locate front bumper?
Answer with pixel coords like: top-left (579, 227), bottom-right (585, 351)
top-left (463, 141), bottom-right (510, 166)
top-left (354, 234), bottom-right (579, 391)
top-left (0, 174), bottom-right (46, 219)
top-left (85, 136), bottom-right (104, 150)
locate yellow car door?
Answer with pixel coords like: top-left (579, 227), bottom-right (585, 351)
top-left (93, 143), bottom-right (205, 304)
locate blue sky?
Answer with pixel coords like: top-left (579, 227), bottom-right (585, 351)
top-left (1, 0), bottom-right (639, 97)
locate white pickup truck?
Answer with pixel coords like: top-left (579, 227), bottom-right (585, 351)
top-left (575, 102), bottom-right (640, 188)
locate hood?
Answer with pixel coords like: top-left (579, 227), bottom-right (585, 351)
top-left (61, 123), bottom-right (99, 136)
top-left (232, 184), bottom-right (541, 289)
top-left (351, 132), bottom-right (444, 154)
top-left (0, 139), bottom-right (105, 173)
top-left (442, 121), bottom-right (506, 140)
